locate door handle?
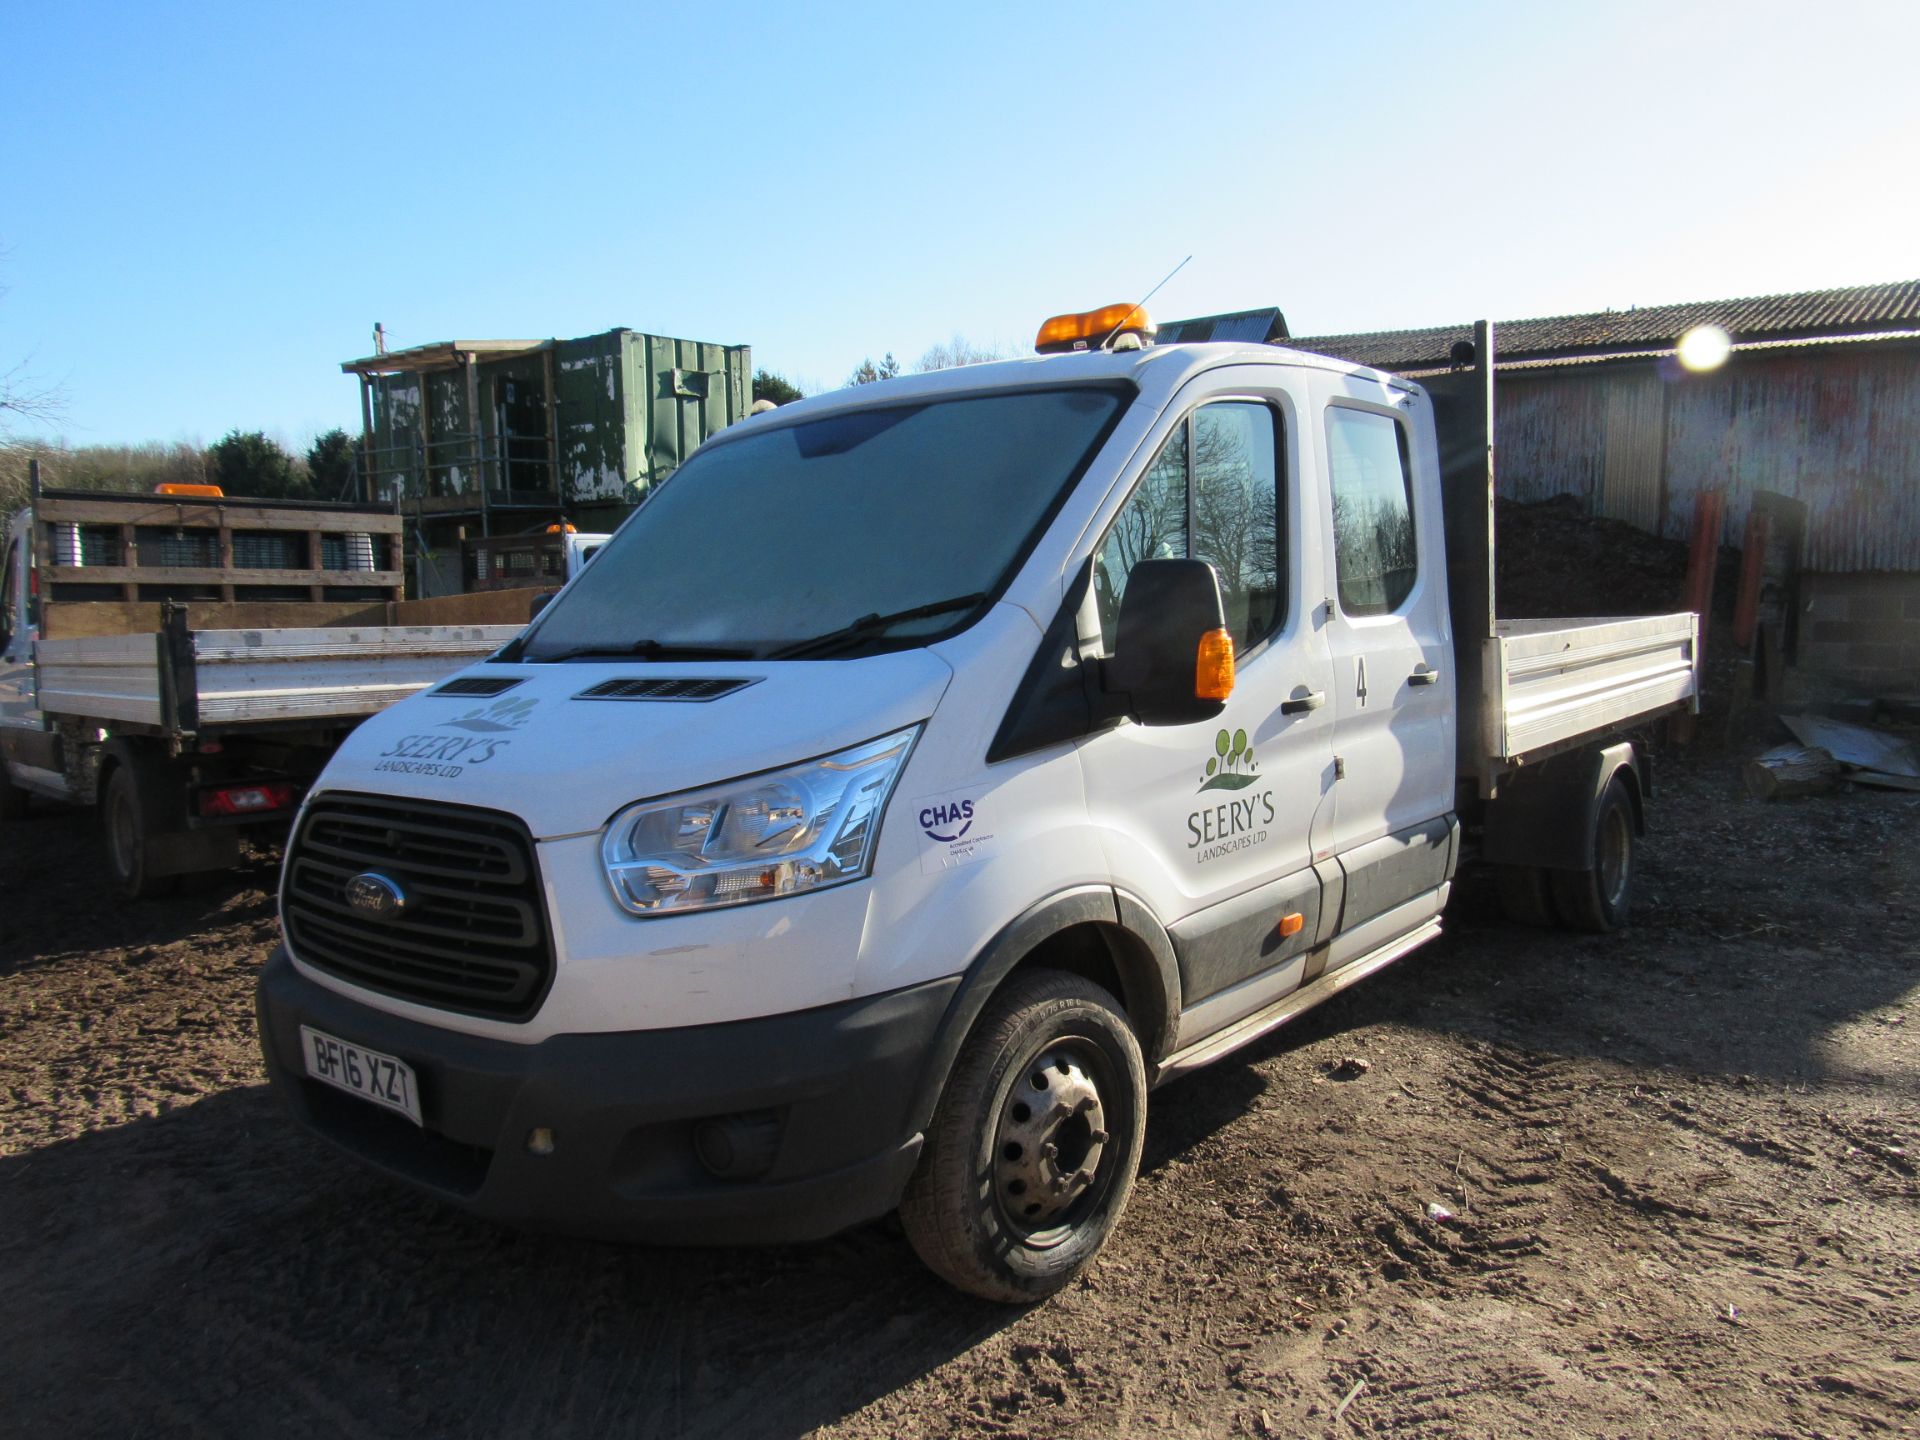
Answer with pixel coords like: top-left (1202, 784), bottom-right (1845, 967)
top-left (1280, 689), bottom-right (1326, 715)
top-left (1409, 665), bottom-right (1441, 686)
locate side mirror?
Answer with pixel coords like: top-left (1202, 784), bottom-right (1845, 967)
top-left (527, 590), bottom-right (557, 621)
top-left (1103, 558), bottom-right (1234, 725)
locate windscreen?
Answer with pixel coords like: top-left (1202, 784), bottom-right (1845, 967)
top-left (520, 385), bottom-right (1127, 661)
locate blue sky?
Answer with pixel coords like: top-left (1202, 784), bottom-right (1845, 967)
top-left (5, 0), bottom-right (1918, 449)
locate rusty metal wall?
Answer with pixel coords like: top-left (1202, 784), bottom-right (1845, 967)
top-left (1495, 373), bottom-right (1605, 506)
top-left (1663, 347), bottom-right (1920, 572)
top-left (1599, 373), bottom-right (1667, 535)
top-left (1492, 345), bottom-right (1920, 572)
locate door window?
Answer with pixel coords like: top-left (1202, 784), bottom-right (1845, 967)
top-left (1326, 406), bottom-right (1416, 616)
top-left (1096, 401), bottom-right (1284, 650)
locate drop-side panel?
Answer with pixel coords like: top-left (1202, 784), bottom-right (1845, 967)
top-left (30, 633), bottom-right (166, 726)
top-left (34, 624), bottom-right (523, 729)
top-left (187, 625), bottom-right (524, 725)
top-left (1484, 613), bottom-right (1698, 762)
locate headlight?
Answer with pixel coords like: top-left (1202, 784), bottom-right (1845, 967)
top-left (601, 726), bottom-right (920, 916)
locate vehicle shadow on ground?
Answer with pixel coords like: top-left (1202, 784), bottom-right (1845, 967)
top-left (1139, 853), bottom-right (1920, 1173)
top-left (0, 1087), bottom-right (1016, 1440)
top-left (0, 808), bottom-right (282, 976)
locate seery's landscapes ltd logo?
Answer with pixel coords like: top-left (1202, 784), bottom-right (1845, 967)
top-left (374, 696), bottom-right (537, 779)
top-left (1188, 726), bottom-right (1274, 864)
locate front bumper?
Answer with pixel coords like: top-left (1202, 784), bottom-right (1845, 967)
top-left (256, 946), bottom-right (958, 1245)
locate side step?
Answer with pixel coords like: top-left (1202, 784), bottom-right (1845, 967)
top-left (1154, 919), bottom-right (1443, 1082)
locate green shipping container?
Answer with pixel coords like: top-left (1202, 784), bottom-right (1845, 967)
top-left (347, 327), bottom-right (752, 529)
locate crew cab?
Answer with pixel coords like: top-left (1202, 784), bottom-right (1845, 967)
top-left (256, 307), bottom-right (1697, 1301)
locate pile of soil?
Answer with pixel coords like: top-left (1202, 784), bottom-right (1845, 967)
top-left (1496, 494), bottom-right (1738, 621)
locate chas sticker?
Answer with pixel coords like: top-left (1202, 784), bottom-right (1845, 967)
top-left (913, 787), bottom-right (995, 873)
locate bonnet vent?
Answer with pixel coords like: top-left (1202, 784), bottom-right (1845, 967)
top-left (432, 676), bottom-right (525, 697)
top-left (574, 677), bottom-right (760, 702)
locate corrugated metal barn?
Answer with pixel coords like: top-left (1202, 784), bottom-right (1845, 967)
top-left (343, 328), bottom-right (751, 596)
top-left (1294, 281), bottom-right (1920, 693)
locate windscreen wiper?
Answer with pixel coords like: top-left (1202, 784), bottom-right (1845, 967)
top-left (532, 639), bottom-right (758, 663)
top-left (769, 593), bottom-right (989, 660)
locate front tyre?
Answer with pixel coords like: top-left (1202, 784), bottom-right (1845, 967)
top-left (899, 969), bottom-right (1146, 1303)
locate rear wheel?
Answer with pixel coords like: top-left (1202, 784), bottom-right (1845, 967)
top-left (1550, 777), bottom-right (1635, 932)
top-left (899, 970), bottom-right (1146, 1303)
top-left (103, 765), bottom-right (176, 901)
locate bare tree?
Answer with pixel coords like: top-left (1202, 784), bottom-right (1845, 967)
top-left (914, 334), bottom-right (1010, 373)
top-left (0, 266), bottom-right (66, 443)
top-left (0, 357), bottom-right (63, 436)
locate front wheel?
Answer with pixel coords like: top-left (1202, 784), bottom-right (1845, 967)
top-left (899, 969), bottom-right (1146, 1303)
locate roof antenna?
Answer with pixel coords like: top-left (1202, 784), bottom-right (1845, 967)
top-left (1100, 255), bottom-right (1192, 350)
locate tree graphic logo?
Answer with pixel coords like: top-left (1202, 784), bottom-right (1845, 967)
top-left (443, 696), bottom-right (538, 733)
top-left (1198, 727), bottom-right (1258, 792)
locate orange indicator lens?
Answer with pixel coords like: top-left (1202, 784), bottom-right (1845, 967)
top-left (1195, 627), bottom-right (1235, 701)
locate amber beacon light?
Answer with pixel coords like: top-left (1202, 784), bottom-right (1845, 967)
top-left (1195, 627), bottom-right (1236, 701)
top-left (1035, 303), bottom-right (1156, 354)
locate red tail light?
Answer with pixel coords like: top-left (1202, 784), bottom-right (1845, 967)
top-left (197, 782), bottom-right (295, 818)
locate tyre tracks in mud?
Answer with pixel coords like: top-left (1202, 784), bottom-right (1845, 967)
top-left (1300, 1033), bottom-right (1920, 1438)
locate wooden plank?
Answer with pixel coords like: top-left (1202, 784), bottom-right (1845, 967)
top-left (46, 565), bottom-right (407, 588)
top-left (29, 508), bottom-right (53, 588)
top-left (41, 599), bottom-right (392, 639)
top-left (390, 586), bottom-right (548, 626)
top-left (34, 496), bottom-right (402, 534)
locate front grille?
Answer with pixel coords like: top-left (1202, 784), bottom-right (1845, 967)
top-left (575, 677), bottom-right (757, 702)
top-left (284, 793), bottom-right (552, 1021)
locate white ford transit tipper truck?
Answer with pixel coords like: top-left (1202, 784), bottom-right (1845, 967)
top-left (256, 311), bottom-right (1698, 1301)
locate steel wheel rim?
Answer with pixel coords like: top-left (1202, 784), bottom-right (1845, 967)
top-left (1598, 803), bottom-right (1631, 908)
top-left (991, 1034), bottom-right (1120, 1247)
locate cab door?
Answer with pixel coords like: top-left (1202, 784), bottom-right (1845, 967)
top-left (1079, 368), bottom-right (1336, 1009)
top-left (1311, 372), bottom-right (1456, 947)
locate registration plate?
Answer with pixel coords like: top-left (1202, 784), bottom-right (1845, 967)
top-left (300, 1025), bottom-right (423, 1126)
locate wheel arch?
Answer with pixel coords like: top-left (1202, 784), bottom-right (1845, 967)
top-left (1481, 740), bottom-right (1644, 873)
top-left (97, 736), bottom-right (187, 827)
top-left (905, 886), bottom-right (1180, 1136)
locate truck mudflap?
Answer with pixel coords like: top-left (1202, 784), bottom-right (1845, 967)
top-left (256, 947), bottom-right (957, 1245)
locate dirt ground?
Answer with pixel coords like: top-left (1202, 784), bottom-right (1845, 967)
top-left (2, 742), bottom-right (1916, 1439)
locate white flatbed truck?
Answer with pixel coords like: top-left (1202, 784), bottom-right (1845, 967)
top-left (0, 481), bottom-right (527, 896)
top-left (255, 311), bottom-right (1698, 1301)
